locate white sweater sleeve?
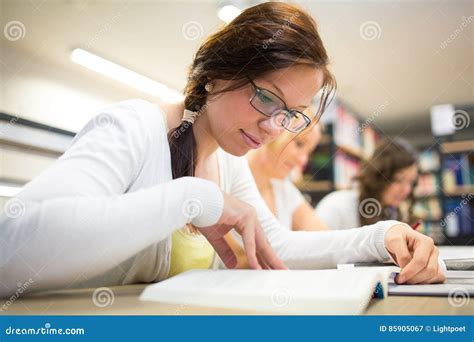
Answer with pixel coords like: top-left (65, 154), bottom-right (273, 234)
top-left (227, 155), bottom-right (398, 269)
top-left (0, 102), bottom-right (223, 297)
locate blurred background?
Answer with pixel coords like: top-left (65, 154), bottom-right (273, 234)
top-left (0, 0), bottom-right (473, 244)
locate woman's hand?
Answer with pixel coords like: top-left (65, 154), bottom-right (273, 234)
top-left (197, 193), bottom-right (287, 270)
top-left (385, 224), bottom-right (446, 284)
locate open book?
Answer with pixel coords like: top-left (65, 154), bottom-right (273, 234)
top-left (140, 267), bottom-right (397, 315)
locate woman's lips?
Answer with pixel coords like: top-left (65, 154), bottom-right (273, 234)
top-left (240, 129), bottom-right (262, 149)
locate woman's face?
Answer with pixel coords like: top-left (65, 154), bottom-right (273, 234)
top-left (205, 65), bottom-right (324, 156)
top-left (266, 125), bottom-right (322, 179)
top-left (382, 164), bottom-right (418, 207)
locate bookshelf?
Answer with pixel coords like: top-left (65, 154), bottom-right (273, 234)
top-left (413, 148), bottom-right (442, 222)
top-left (298, 101), bottom-right (473, 246)
top-left (412, 149), bottom-right (445, 243)
top-left (437, 137), bottom-right (473, 245)
top-left (418, 104), bottom-right (473, 245)
top-left (296, 101), bottom-right (379, 203)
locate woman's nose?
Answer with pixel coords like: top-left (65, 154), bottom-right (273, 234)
top-left (259, 117), bottom-right (285, 139)
top-left (399, 184), bottom-right (411, 199)
top-left (296, 154), bottom-right (308, 168)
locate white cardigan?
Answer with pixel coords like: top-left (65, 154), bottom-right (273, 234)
top-left (269, 178), bottom-right (305, 230)
top-left (0, 99), bottom-right (400, 297)
top-left (316, 190), bottom-right (361, 230)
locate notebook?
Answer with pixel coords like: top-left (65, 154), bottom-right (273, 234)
top-left (439, 246), bottom-right (474, 271)
top-left (353, 245), bottom-right (474, 270)
top-left (388, 271), bottom-right (474, 296)
top-left (139, 267), bottom-right (397, 315)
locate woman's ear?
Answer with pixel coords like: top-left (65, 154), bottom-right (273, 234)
top-left (205, 81), bottom-right (214, 93)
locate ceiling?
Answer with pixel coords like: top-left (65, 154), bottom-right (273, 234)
top-left (1, 0), bottom-right (473, 139)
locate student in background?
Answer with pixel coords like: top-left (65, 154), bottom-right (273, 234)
top-left (316, 138), bottom-right (419, 229)
top-left (1, 3), bottom-right (445, 298)
top-left (248, 123), bottom-right (328, 231)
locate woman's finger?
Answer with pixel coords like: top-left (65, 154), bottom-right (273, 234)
top-left (256, 251), bottom-right (271, 270)
top-left (398, 236), bottom-right (433, 283)
top-left (388, 235), bottom-right (413, 269)
top-left (406, 248), bottom-right (439, 284)
top-left (211, 236), bottom-right (238, 269)
top-left (255, 226), bottom-right (288, 270)
top-left (223, 232), bottom-right (249, 269)
top-left (240, 220), bottom-right (261, 270)
top-left (425, 265), bottom-right (446, 284)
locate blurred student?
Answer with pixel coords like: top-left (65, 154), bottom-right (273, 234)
top-left (316, 138), bottom-right (419, 229)
top-left (248, 123), bottom-right (328, 231)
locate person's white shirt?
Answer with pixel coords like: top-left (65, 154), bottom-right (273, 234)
top-left (269, 178), bottom-right (305, 230)
top-left (0, 99), bottom-right (400, 297)
top-left (316, 190), bottom-right (361, 230)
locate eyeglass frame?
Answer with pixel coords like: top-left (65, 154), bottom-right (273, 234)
top-left (247, 77), bottom-right (311, 133)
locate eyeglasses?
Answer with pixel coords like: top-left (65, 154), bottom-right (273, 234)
top-left (248, 78), bottom-right (311, 133)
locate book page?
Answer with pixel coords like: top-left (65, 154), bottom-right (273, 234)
top-left (140, 268), bottom-right (395, 315)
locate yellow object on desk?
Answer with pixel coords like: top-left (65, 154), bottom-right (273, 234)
top-left (167, 226), bottom-right (215, 279)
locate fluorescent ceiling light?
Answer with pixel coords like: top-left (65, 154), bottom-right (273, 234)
top-left (71, 48), bottom-right (183, 103)
top-left (0, 184), bottom-right (23, 197)
top-left (218, 5), bottom-right (241, 23)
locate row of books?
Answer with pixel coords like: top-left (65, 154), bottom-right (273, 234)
top-left (413, 198), bottom-right (442, 221)
top-left (333, 106), bottom-right (360, 151)
top-left (360, 126), bottom-right (377, 159)
top-left (442, 153), bottom-right (474, 192)
top-left (442, 197), bottom-right (473, 238)
top-left (332, 106), bottom-right (378, 159)
top-left (418, 149), bottom-right (440, 173)
top-left (333, 151), bottom-right (360, 189)
top-left (416, 222), bottom-right (444, 244)
top-left (414, 173), bottom-right (438, 197)
top-left (414, 146), bottom-right (473, 243)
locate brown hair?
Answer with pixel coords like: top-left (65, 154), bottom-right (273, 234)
top-left (357, 138), bottom-right (419, 225)
top-left (167, 1), bottom-right (336, 179)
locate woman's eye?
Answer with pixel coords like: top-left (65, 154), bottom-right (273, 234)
top-left (295, 140), bottom-right (304, 148)
top-left (258, 92), bottom-right (275, 104)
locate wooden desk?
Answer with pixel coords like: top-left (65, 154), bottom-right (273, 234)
top-left (1, 284), bottom-right (472, 315)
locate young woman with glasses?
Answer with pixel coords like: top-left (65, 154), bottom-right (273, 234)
top-left (0, 2), bottom-right (445, 297)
